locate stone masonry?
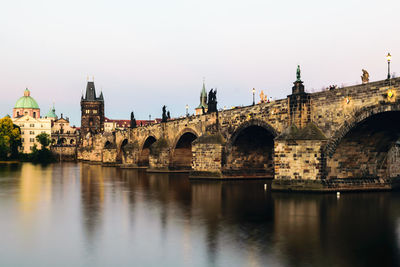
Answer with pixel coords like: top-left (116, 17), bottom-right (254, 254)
top-left (78, 77), bottom-right (400, 191)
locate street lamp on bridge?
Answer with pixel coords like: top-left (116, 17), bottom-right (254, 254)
top-left (387, 52), bottom-right (392, 80)
top-left (252, 88), bottom-right (255, 106)
top-left (185, 104), bottom-right (189, 117)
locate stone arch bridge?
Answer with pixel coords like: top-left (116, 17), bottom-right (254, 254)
top-left (78, 77), bottom-right (400, 191)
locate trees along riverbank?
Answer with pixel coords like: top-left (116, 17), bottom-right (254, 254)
top-left (20, 132), bottom-right (56, 163)
top-left (0, 116), bottom-right (55, 163)
top-left (0, 116), bottom-right (21, 160)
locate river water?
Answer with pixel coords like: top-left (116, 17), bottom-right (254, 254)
top-left (0, 163), bottom-right (399, 267)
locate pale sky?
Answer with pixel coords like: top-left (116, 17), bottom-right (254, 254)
top-left (1, 0), bottom-right (399, 126)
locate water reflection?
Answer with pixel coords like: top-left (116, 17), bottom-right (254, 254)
top-left (1, 163), bottom-right (400, 266)
top-left (80, 164), bottom-right (105, 249)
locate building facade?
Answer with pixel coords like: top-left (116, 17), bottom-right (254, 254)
top-left (12, 89), bottom-right (51, 153)
top-left (12, 115), bottom-right (51, 153)
top-left (80, 81), bottom-right (104, 139)
top-left (51, 115), bottom-right (78, 146)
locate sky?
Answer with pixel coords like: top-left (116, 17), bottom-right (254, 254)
top-left (1, 0), bottom-right (399, 126)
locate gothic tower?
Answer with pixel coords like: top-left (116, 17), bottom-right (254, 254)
top-left (195, 80), bottom-right (208, 115)
top-left (80, 81), bottom-right (104, 138)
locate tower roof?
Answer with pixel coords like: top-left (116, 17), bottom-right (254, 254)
top-left (83, 81), bottom-right (103, 101)
top-left (197, 80), bottom-right (208, 109)
top-left (14, 88), bottom-right (39, 109)
top-left (45, 104), bottom-right (57, 118)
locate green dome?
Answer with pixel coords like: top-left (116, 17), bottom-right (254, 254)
top-left (46, 106), bottom-right (57, 118)
top-left (14, 89), bottom-right (39, 109)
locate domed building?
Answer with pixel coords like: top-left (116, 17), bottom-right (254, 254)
top-left (44, 104), bottom-right (58, 121)
top-left (11, 88), bottom-right (52, 153)
top-left (13, 88), bottom-right (40, 118)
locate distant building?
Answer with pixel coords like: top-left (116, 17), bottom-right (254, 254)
top-left (44, 105), bottom-right (58, 122)
top-left (12, 88), bottom-right (41, 118)
top-left (195, 81), bottom-right (208, 115)
top-left (12, 89), bottom-right (51, 153)
top-left (13, 115), bottom-right (51, 153)
top-left (51, 114), bottom-right (78, 146)
top-left (80, 81), bottom-right (104, 139)
top-left (11, 89), bottom-right (79, 154)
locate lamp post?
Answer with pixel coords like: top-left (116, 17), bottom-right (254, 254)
top-left (185, 104), bottom-right (189, 117)
top-left (387, 52), bottom-right (392, 80)
top-left (149, 114), bottom-right (151, 124)
top-left (252, 88), bottom-right (255, 106)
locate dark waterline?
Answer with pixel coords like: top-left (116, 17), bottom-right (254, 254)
top-left (0, 163), bottom-right (399, 267)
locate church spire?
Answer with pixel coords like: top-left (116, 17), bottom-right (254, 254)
top-left (196, 78), bottom-right (208, 113)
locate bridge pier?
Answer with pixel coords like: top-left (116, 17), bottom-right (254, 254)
top-left (190, 140), bottom-right (224, 178)
top-left (148, 148), bottom-right (171, 172)
top-left (271, 123), bottom-right (328, 190)
top-left (120, 142), bottom-right (141, 168)
top-left (102, 148), bottom-right (119, 166)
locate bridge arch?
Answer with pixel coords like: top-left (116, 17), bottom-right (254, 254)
top-left (324, 103), bottom-right (400, 179)
top-left (325, 103), bottom-right (400, 157)
top-left (139, 135), bottom-right (157, 166)
top-left (116, 138), bottom-right (129, 163)
top-left (104, 140), bottom-right (113, 149)
top-left (170, 128), bottom-right (199, 170)
top-left (224, 119), bottom-right (278, 177)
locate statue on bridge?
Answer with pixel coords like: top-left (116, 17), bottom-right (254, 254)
top-left (296, 65), bottom-right (301, 82)
top-left (162, 105), bottom-right (168, 122)
top-left (259, 90), bottom-right (268, 103)
top-left (361, 69), bottom-right (369, 84)
top-left (130, 111), bottom-right (137, 128)
top-left (207, 89), bottom-right (218, 113)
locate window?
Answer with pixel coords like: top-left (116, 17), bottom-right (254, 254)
top-left (21, 138), bottom-right (24, 142)
top-left (30, 146), bottom-right (33, 150)
top-left (30, 124), bottom-right (35, 127)
top-left (30, 138), bottom-right (34, 142)
top-left (41, 124), bottom-right (43, 128)
top-left (41, 131), bottom-right (45, 134)
top-left (30, 131), bottom-right (34, 135)
top-left (21, 124), bottom-right (24, 127)
top-left (21, 131), bottom-right (24, 135)
top-left (17, 112), bottom-right (20, 116)
top-left (33, 112), bottom-right (36, 118)
top-left (86, 110), bottom-right (90, 114)
top-left (93, 110), bottom-right (97, 114)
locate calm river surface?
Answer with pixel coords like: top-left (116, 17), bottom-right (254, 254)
top-left (0, 163), bottom-right (400, 267)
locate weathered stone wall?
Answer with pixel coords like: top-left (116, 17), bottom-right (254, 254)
top-left (274, 140), bottom-right (327, 180)
top-left (51, 146), bottom-right (77, 161)
top-left (191, 143), bottom-right (223, 178)
top-left (170, 148), bottom-right (192, 170)
top-left (224, 147), bottom-right (273, 177)
top-left (149, 148), bottom-right (170, 171)
top-left (102, 148), bottom-right (118, 164)
top-left (79, 147), bottom-right (102, 162)
top-left (326, 136), bottom-right (388, 179)
top-left (120, 143), bottom-right (139, 166)
top-left (387, 144), bottom-right (400, 178)
top-left (311, 78), bottom-right (400, 139)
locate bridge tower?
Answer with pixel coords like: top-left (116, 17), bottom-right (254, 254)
top-left (80, 80), bottom-right (105, 139)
